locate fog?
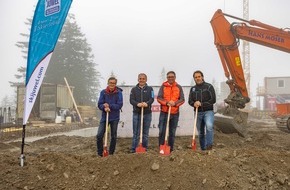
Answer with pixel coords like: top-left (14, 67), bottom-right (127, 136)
top-left (1, 0), bottom-right (290, 107)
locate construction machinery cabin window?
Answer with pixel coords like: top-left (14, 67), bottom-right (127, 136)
top-left (277, 80), bottom-right (285, 88)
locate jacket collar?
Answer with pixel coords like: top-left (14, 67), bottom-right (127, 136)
top-left (136, 83), bottom-right (148, 89)
top-left (105, 86), bottom-right (118, 94)
top-left (163, 81), bottom-right (177, 87)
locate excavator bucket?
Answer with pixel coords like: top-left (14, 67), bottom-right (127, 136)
top-left (214, 107), bottom-right (249, 137)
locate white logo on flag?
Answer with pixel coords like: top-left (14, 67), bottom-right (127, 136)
top-left (45, 0), bottom-right (61, 16)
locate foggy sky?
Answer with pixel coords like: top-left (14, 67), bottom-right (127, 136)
top-left (1, 0), bottom-right (290, 106)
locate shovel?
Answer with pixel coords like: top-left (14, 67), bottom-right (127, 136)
top-left (191, 107), bottom-right (198, 150)
top-left (103, 111), bottom-right (109, 157)
top-left (136, 107), bottom-right (146, 153)
top-left (160, 106), bottom-right (171, 155)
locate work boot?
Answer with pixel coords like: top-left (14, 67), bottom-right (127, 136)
top-left (206, 145), bottom-right (213, 150)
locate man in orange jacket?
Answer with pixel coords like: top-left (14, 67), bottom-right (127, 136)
top-left (157, 71), bottom-right (185, 152)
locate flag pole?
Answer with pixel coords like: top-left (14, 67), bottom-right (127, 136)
top-left (20, 124), bottom-right (26, 167)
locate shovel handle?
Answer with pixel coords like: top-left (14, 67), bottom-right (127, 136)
top-left (104, 111), bottom-right (109, 146)
top-left (192, 107), bottom-right (198, 140)
top-left (164, 106), bottom-right (171, 142)
top-left (139, 107), bottom-right (144, 144)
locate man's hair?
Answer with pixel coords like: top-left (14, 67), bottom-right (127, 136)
top-left (193, 70), bottom-right (204, 78)
top-left (107, 76), bottom-right (117, 83)
top-left (167, 71), bottom-right (176, 76)
top-left (138, 73), bottom-right (147, 79)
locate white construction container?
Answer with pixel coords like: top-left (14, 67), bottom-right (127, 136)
top-left (117, 85), bottom-right (194, 137)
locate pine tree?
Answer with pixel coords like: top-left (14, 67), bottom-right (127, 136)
top-left (13, 18), bottom-right (31, 83)
top-left (211, 78), bottom-right (220, 100)
top-left (45, 14), bottom-right (101, 105)
top-left (159, 67), bottom-right (166, 84)
top-left (190, 78), bottom-right (195, 86)
top-left (109, 71), bottom-right (116, 78)
top-left (12, 14), bottom-right (101, 106)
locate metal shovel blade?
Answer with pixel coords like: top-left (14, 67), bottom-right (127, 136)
top-left (159, 142), bottom-right (171, 156)
top-left (191, 139), bottom-right (197, 151)
top-left (136, 143), bottom-right (146, 153)
top-left (103, 147), bottom-right (109, 157)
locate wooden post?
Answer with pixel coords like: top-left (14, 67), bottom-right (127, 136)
top-left (64, 77), bottom-right (83, 123)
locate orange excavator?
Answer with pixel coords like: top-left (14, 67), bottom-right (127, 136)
top-left (210, 9), bottom-right (290, 136)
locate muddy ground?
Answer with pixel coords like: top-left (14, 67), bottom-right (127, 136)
top-left (0, 120), bottom-right (289, 190)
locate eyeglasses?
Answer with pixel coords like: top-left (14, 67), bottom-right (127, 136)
top-left (167, 76), bottom-right (175, 78)
top-left (108, 82), bottom-right (116, 85)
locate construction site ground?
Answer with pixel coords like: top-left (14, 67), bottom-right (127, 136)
top-left (0, 118), bottom-right (289, 190)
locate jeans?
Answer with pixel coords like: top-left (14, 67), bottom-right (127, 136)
top-left (196, 110), bottom-right (214, 150)
top-left (158, 112), bottom-right (179, 152)
top-left (96, 119), bottom-right (119, 156)
top-left (131, 112), bottom-right (152, 152)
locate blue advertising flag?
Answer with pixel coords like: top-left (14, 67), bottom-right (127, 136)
top-left (23, 0), bottom-right (72, 125)
top-left (20, 0), bottom-right (72, 167)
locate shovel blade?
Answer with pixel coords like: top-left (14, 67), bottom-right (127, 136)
top-left (159, 144), bottom-right (171, 156)
top-left (136, 144), bottom-right (146, 153)
top-left (191, 139), bottom-right (197, 151)
top-left (103, 147), bottom-right (109, 157)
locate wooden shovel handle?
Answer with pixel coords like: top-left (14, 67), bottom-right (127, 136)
top-left (164, 106), bottom-right (171, 142)
top-left (104, 111), bottom-right (109, 146)
top-left (192, 107), bottom-right (198, 140)
top-left (139, 107), bottom-right (144, 144)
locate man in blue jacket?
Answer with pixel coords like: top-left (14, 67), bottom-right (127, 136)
top-left (129, 73), bottom-right (154, 153)
top-left (97, 77), bottom-right (123, 156)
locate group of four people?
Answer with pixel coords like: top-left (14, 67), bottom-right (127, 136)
top-left (96, 70), bottom-right (216, 157)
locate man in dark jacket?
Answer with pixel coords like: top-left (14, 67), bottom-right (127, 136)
top-left (97, 77), bottom-right (123, 156)
top-left (130, 73), bottom-right (154, 153)
top-left (188, 70), bottom-right (216, 151)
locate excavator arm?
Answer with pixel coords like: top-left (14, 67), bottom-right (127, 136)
top-left (211, 9), bottom-right (290, 108)
top-left (210, 9), bottom-right (290, 136)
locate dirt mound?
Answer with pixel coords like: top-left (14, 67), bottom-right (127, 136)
top-left (0, 123), bottom-right (289, 190)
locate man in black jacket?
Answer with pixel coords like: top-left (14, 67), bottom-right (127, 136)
top-left (188, 70), bottom-right (216, 151)
top-left (130, 73), bottom-right (154, 153)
